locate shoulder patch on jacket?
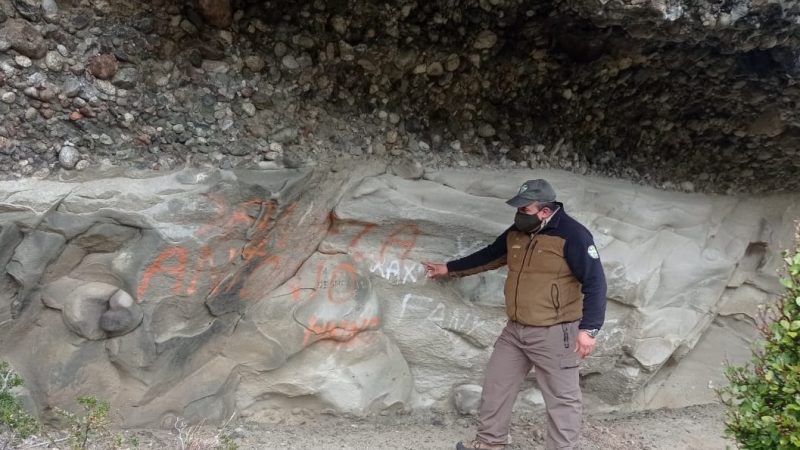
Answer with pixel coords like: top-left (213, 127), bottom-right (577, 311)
top-left (587, 245), bottom-right (599, 259)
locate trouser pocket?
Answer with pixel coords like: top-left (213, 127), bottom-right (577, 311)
top-left (559, 353), bottom-right (580, 369)
top-left (557, 321), bottom-right (580, 369)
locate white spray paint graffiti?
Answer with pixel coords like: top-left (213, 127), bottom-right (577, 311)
top-left (400, 294), bottom-right (485, 335)
top-left (369, 258), bottom-right (427, 285)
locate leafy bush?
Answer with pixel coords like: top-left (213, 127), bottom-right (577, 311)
top-left (720, 223), bottom-right (800, 449)
top-left (0, 360), bottom-right (39, 446)
top-left (55, 396), bottom-right (114, 450)
top-left (2, 363), bottom-right (234, 450)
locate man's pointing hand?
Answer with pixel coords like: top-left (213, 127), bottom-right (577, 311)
top-left (422, 262), bottom-right (448, 278)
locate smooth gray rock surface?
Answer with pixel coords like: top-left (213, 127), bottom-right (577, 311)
top-left (0, 166), bottom-right (796, 426)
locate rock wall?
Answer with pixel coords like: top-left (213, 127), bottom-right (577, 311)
top-left (0, 166), bottom-right (796, 426)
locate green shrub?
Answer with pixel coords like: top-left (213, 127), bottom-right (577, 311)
top-left (55, 396), bottom-right (113, 450)
top-left (1, 364), bottom-right (131, 450)
top-left (218, 431), bottom-right (239, 450)
top-left (720, 223), bottom-right (800, 449)
top-left (0, 361), bottom-right (40, 446)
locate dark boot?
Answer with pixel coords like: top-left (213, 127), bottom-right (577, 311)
top-left (455, 438), bottom-right (505, 450)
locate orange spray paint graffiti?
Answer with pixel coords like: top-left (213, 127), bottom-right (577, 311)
top-left (137, 193), bottom-right (422, 305)
top-left (302, 314), bottom-right (381, 345)
top-left (379, 223), bottom-right (419, 261)
top-left (186, 246), bottom-right (217, 296)
top-left (194, 194), bottom-right (269, 238)
top-left (137, 195), bottom-right (289, 302)
top-left (137, 247), bottom-right (188, 300)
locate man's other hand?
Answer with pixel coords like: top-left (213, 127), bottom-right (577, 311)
top-left (575, 331), bottom-right (597, 359)
top-left (422, 262), bottom-right (448, 278)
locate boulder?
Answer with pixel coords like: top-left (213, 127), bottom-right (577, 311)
top-left (3, 19), bottom-right (47, 58)
top-left (198, 0), bottom-right (232, 28)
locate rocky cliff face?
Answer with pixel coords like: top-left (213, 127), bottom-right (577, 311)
top-left (0, 166), bottom-right (796, 426)
top-left (1, 0), bottom-right (799, 427)
top-left (1, 0), bottom-right (800, 194)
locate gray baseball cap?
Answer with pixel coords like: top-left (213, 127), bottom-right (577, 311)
top-left (506, 179), bottom-right (556, 208)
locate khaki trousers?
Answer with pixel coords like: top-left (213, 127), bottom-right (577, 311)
top-left (476, 320), bottom-right (582, 449)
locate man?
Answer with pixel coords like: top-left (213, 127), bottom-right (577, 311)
top-left (422, 179), bottom-right (607, 450)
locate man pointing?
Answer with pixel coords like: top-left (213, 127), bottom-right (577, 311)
top-left (423, 179), bottom-right (607, 450)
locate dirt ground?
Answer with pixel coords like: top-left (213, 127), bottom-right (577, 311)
top-left (93, 403), bottom-right (732, 450)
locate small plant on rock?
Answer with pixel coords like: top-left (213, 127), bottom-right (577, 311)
top-left (719, 222), bottom-right (800, 449)
top-left (55, 396), bottom-right (113, 450)
top-left (1, 364), bottom-right (131, 450)
top-left (0, 361), bottom-right (39, 449)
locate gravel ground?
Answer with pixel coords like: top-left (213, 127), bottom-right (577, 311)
top-left (75, 403), bottom-right (731, 450)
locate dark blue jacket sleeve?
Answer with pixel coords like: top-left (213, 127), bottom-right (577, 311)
top-left (564, 229), bottom-right (607, 330)
top-left (446, 226), bottom-right (511, 277)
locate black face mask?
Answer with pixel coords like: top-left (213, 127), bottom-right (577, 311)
top-left (514, 211), bottom-right (542, 233)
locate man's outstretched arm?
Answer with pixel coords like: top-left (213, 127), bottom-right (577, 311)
top-left (423, 226), bottom-right (512, 278)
